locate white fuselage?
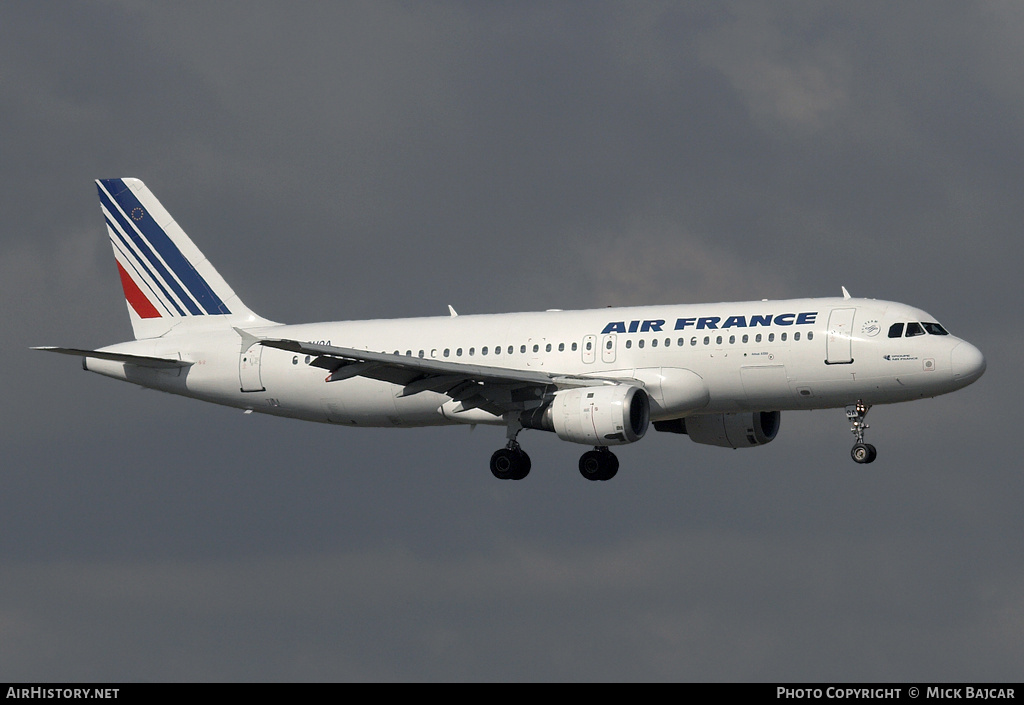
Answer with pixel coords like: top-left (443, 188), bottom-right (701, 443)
top-left (85, 296), bottom-right (985, 431)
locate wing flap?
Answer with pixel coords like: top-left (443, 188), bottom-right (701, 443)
top-left (261, 338), bottom-right (560, 386)
top-left (258, 337), bottom-right (624, 415)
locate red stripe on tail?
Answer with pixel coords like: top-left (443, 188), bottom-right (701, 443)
top-left (116, 260), bottom-right (162, 319)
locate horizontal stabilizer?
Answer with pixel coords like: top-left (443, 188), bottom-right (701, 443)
top-left (32, 346), bottom-right (192, 369)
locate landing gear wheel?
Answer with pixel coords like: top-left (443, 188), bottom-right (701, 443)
top-left (490, 447), bottom-right (531, 480)
top-left (579, 448), bottom-right (619, 481)
top-left (851, 443), bottom-right (877, 464)
top-left (845, 401), bottom-right (877, 465)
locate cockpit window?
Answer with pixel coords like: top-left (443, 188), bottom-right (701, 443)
top-left (922, 322), bottom-right (948, 335)
top-left (905, 322), bottom-right (925, 337)
top-left (888, 323), bottom-right (904, 338)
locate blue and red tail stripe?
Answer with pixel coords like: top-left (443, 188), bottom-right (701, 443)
top-left (104, 212), bottom-right (186, 316)
top-left (115, 260), bottom-right (162, 319)
top-left (97, 179), bottom-right (231, 317)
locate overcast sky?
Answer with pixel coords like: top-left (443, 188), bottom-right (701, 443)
top-left (2, 1), bottom-right (1020, 682)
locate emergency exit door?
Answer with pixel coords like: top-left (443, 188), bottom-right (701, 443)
top-left (239, 342), bottom-right (266, 392)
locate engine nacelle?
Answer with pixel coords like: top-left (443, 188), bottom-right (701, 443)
top-left (522, 385), bottom-right (650, 446)
top-left (656, 411), bottom-right (781, 448)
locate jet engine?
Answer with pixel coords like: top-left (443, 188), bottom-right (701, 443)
top-left (654, 411), bottom-right (780, 448)
top-left (521, 385), bottom-right (650, 446)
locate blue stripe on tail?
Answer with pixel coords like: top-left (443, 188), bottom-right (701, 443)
top-left (97, 179), bottom-right (231, 315)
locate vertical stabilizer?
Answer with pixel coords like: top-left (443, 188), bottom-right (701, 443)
top-left (96, 178), bottom-right (273, 339)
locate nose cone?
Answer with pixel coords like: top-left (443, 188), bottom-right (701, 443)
top-left (951, 342), bottom-right (986, 385)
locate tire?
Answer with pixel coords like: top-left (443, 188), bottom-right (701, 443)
top-left (579, 450), bottom-right (604, 480)
top-left (491, 448), bottom-right (531, 480)
top-left (490, 448), bottom-right (516, 480)
top-left (579, 449), bottom-right (618, 481)
top-left (863, 444), bottom-right (877, 464)
top-left (511, 450), bottom-right (531, 480)
top-left (851, 443), bottom-right (873, 464)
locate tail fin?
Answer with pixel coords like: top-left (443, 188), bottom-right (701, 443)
top-left (96, 178), bottom-right (272, 339)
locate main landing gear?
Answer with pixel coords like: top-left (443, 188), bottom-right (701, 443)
top-left (490, 441), bottom-right (531, 480)
top-left (490, 419), bottom-right (620, 480)
top-left (489, 443), bottom-right (621, 481)
top-left (579, 447), bottom-right (619, 481)
top-left (490, 419), bottom-right (531, 480)
top-left (846, 400), bottom-right (877, 464)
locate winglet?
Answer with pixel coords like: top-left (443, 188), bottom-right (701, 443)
top-left (448, 305), bottom-right (458, 317)
top-left (841, 286), bottom-right (852, 300)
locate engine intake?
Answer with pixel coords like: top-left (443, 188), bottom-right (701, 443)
top-left (521, 385), bottom-right (650, 446)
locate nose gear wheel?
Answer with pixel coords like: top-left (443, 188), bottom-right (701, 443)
top-left (846, 401), bottom-right (877, 464)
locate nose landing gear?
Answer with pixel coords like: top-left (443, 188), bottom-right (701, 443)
top-left (846, 401), bottom-right (877, 464)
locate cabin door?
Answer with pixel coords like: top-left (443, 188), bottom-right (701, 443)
top-left (826, 308), bottom-right (856, 364)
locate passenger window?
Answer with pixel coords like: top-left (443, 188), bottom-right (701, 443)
top-left (638, 339), bottom-right (645, 348)
top-left (755, 334), bottom-right (762, 343)
top-left (794, 332), bottom-right (800, 341)
top-left (906, 322), bottom-right (925, 337)
top-left (508, 346), bottom-right (513, 354)
top-left (742, 334), bottom-right (749, 344)
top-left (651, 339), bottom-right (658, 347)
top-left (888, 323), bottom-right (904, 338)
top-left (520, 345), bottom-right (526, 354)
top-left (585, 342), bottom-right (592, 351)
top-left (482, 346), bottom-right (488, 355)
top-left (678, 338), bottom-right (685, 346)
top-left (558, 343), bottom-right (565, 352)
top-left (546, 343), bottom-right (552, 352)
top-left (781, 333), bottom-right (787, 342)
top-left (533, 344), bottom-right (540, 353)
top-left (605, 340), bottom-right (611, 350)
top-left (469, 347), bottom-right (475, 356)
top-left (703, 336), bottom-right (710, 345)
top-left (444, 349), bottom-right (450, 357)
top-left (572, 342), bottom-right (578, 351)
top-left (768, 333), bottom-right (775, 342)
top-left (691, 337), bottom-right (697, 346)
top-left (716, 336), bottom-right (723, 345)
top-left (665, 338), bottom-right (671, 347)
top-left (807, 331), bottom-right (813, 340)
top-left (418, 350), bottom-right (425, 358)
top-left (625, 340), bottom-right (632, 349)
top-left (728, 335), bottom-right (735, 344)
top-left (457, 348), bottom-right (463, 356)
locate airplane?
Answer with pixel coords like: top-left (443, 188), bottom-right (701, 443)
top-left (35, 178), bottom-right (987, 481)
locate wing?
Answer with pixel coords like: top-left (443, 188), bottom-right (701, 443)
top-left (259, 338), bottom-right (621, 417)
